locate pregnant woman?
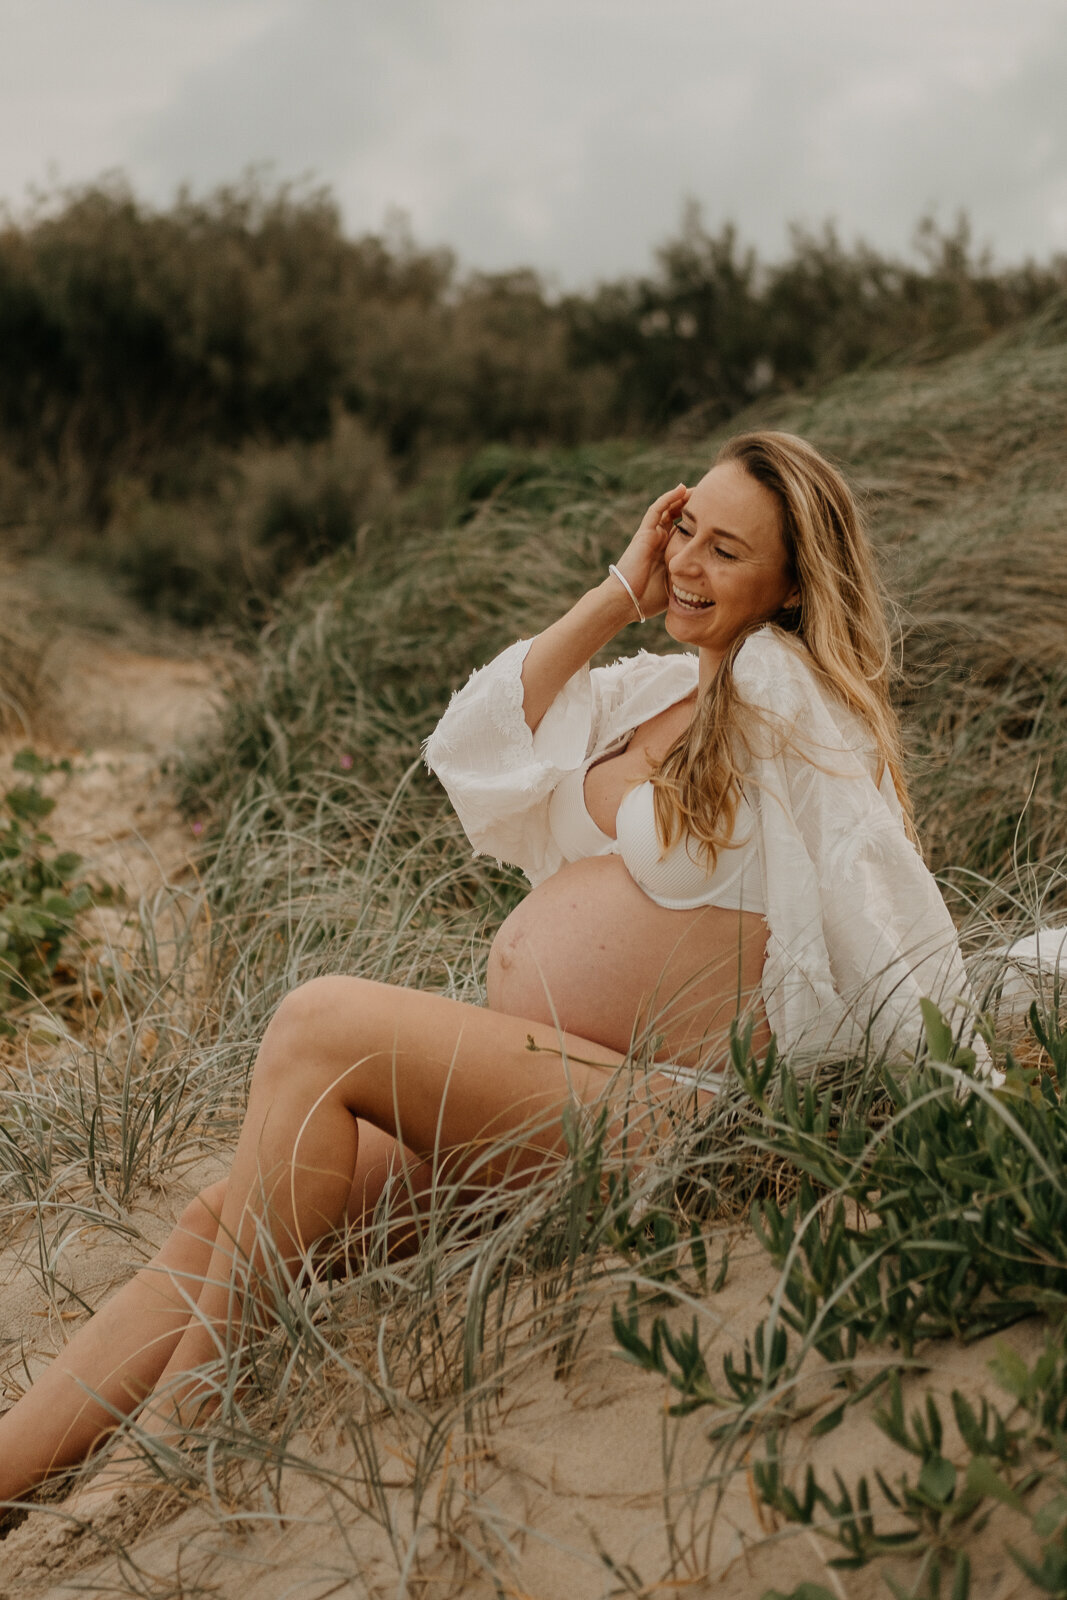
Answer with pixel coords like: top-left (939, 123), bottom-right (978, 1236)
top-left (0, 431), bottom-right (979, 1508)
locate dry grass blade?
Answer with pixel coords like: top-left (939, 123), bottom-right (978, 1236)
top-left (0, 565), bottom-right (48, 739)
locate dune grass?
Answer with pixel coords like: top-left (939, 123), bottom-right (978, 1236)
top-left (0, 566), bottom-right (49, 741)
top-left (1, 311), bottom-right (1066, 1596)
top-left (183, 306), bottom-right (1067, 899)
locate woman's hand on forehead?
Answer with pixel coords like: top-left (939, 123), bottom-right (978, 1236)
top-left (612, 483), bottom-right (690, 620)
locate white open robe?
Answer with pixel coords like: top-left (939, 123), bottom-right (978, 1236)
top-left (424, 626), bottom-right (981, 1062)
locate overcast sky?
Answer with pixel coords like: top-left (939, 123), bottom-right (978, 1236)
top-left (3, 0), bottom-right (1065, 288)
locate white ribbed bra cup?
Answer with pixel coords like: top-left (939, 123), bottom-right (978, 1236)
top-left (546, 755), bottom-right (765, 914)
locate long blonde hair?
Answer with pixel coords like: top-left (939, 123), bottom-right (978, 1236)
top-left (650, 430), bottom-right (914, 859)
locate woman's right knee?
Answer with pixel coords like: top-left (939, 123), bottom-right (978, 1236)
top-left (255, 975), bottom-right (386, 1091)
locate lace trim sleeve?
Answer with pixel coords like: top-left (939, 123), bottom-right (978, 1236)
top-left (481, 643), bottom-right (537, 770)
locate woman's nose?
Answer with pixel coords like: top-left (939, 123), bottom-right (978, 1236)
top-left (668, 543), bottom-right (705, 577)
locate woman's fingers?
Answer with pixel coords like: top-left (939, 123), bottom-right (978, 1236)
top-left (638, 482), bottom-right (688, 538)
top-left (640, 483), bottom-right (689, 548)
top-left (612, 483), bottom-right (689, 616)
top-left (648, 481), bottom-right (688, 517)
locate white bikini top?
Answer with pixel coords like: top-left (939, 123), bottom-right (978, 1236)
top-left (546, 750), bottom-right (765, 914)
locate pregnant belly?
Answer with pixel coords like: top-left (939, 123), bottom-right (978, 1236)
top-left (487, 856), bottom-right (768, 1067)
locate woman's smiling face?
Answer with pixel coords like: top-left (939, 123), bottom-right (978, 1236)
top-left (664, 461), bottom-right (798, 680)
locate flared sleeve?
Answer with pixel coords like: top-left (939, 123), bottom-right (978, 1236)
top-left (734, 630), bottom-right (982, 1060)
top-left (423, 639), bottom-right (698, 886)
top-left (423, 639), bottom-right (586, 884)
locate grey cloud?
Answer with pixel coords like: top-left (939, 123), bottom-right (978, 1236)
top-left (430, 1), bottom-right (1067, 284)
top-left (12, 0), bottom-right (1065, 286)
top-left (132, 0), bottom-right (448, 196)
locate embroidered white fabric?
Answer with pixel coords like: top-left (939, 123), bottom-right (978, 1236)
top-left (998, 926), bottom-right (1067, 1021)
top-left (423, 626), bottom-right (986, 1064)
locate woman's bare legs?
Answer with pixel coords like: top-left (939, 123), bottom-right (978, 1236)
top-left (0, 1120), bottom-right (432, 1508)
top-left (0, 978), bottom-right (630, 1506)
top-left (0, 1184), bottom-right (225, 1506)
top-left (128, 977), bottom-right (629, 1439)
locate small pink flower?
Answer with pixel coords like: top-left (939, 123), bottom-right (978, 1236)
top-left (191, 820), bottom-right (204, 835)
top-left (339, 754), bottom-right (354, 771)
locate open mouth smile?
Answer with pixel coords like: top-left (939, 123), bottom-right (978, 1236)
top-left (671, 583), bottom-right (714, 612)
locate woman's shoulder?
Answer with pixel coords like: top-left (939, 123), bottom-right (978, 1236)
top-left (589, 648), bottom-right (699, 735)
top-left (732, 626), bottom-right (820, 708)
top-left (602, 645), bottom-right (699, 675)
top-left (732, 626), bottom-right (877, 762)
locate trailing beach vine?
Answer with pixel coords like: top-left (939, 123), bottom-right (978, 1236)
top-left (611, 1003), bottom-right (1067, 1597)
top-left (0, 749), bottom-right (118, 1033)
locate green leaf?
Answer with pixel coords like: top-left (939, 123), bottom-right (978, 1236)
top-left (1033, 1492), bottom-right (1067, 1538)
top-left (40, 895), bottom-right (76, 919)
top-left (810, 1400), bottom-right (847, 1437)
top-left (989, 1341), bottom-right (1033, 1402)
top-left (688, 1218), bottom-right (708, 1291)
top-left (918, 1454), bottom-right (957, 1502)
top-left (12, 748), bottom-right (51, 776)
top-left (5, 785), bottom-right (55, 822)
top-left (951, 1551), bottom-right (971, 1600)
top-left (1010, 1543), bottom-right (1067, 1592)
top-left (963, 1456), bottom-right (1025, 1512)
top-left (920, 998), bottom-right (956, 1061)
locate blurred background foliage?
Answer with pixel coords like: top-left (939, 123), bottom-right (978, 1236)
top-left (1, 174), bottom-right (1064, 621)
top-left (176, 307), bottom-right (1067, 915)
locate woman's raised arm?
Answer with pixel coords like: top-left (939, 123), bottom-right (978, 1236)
top-left (519, 483), bottom-right (688, 732)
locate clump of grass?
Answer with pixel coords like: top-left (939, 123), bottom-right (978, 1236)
top-left (100, 414), bottom-right (396, 626)
top-left (611, 1001), bottom-right (1067, 1599)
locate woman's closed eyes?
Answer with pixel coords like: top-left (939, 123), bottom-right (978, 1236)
top-left (672, 519), bottom-right (739, 560)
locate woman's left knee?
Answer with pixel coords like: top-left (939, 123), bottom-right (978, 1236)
top-left (255, 974), bottom-right (401, 1093)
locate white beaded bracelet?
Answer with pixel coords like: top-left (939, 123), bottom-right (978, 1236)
top-left (608, 564), bottom-right (646, 623)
